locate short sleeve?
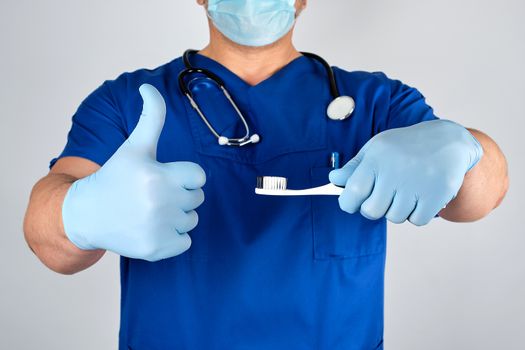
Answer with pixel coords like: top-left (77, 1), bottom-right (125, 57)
top-left (376, 72), bottom-right (439, 131)
top-left (49, 81), bottom-right (127, 169)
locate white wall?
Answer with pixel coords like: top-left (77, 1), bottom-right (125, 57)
top-left (1, 1), bottom-right (523, 348)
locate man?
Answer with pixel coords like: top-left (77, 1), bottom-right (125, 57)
top-left (24, 0), bottom-right (508, 349)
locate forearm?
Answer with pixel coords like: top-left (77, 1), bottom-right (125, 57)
top-left (23, 173), bottom-right (105, 274)
top-left (439, 129), bottom-right (509, 222)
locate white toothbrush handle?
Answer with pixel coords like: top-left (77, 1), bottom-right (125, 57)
top-left (255, 183), bottom-right (344, 196)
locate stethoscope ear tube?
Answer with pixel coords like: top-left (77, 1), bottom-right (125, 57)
top-left (178, 59), bottom-right (259, 146)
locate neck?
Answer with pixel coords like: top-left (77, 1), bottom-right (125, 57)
top-left (199, 26), bottom-right (302, 86)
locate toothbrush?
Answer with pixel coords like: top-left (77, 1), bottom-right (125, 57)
top-left (255, 176), bottom-right (344, 196)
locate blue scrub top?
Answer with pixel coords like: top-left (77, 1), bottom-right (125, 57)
top-left (51, 53), bottom-right (437, 350)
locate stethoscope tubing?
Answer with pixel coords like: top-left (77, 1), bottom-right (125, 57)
top-left (178, 49), bottom-right (353, 146)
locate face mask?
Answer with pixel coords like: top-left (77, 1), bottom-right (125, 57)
top-left (207, 0), bottom-right (297, 47)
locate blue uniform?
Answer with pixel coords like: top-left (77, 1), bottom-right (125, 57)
top-left (51, 53), bottom-right (437, 349)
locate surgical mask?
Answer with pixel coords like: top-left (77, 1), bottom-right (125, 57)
top-left (207, 0), bottom-right (297, 47)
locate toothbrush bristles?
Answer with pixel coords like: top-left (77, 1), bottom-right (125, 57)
top-left (256, 176), bottom-right (288, 190)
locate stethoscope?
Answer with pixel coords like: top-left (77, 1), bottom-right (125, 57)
top-left (178, 49), bottom-right (355, 147)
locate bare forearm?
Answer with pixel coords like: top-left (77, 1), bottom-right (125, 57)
top-left (439, 129), bottom-right (509, 222)
top-left (23, 173), bottom-right (105, 274)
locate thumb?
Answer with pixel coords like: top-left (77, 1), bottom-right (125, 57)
top-left (329, 153), bottom-right (364, 186)
top-left (124, 84), bottom-right (167, 159)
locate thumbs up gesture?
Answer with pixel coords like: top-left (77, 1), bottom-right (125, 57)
top-left (62, 84), bottom-right (206, 261)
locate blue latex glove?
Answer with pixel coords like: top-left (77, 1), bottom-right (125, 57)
top-left (62, 84), bottom-right (206, 261)
top-left (329, 120), bottom-right (483, 226)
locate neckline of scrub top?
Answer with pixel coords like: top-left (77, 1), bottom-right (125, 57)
top-left (189, 51), bottom-right (310, 90)
top-left (177, 52), bottom-right (329, 165)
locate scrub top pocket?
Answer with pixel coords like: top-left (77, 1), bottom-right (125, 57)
top-left (310, 166), bottom-right (386, 260)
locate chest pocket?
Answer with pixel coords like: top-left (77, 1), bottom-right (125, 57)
top-left (310, 166), bottom-right (386, 260)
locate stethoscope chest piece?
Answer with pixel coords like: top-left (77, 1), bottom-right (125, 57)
top-left (327, 95), bottom-right (355, 121)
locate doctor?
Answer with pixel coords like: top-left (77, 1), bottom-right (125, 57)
top-left (24, 0), bottom-right (508, 349)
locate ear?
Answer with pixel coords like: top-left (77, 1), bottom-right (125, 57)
top-left (196, 0), bottom-right (206, 6)
top-left (296, 0), bottom-right (307, 15)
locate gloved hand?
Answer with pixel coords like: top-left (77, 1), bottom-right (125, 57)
top-left (329, 120), bottom-right (483, 226)
top-left (62, 84), bottom-right (206, 261)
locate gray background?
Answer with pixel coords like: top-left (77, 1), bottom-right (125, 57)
top-left (1, 0), bottom-right (523, 348)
